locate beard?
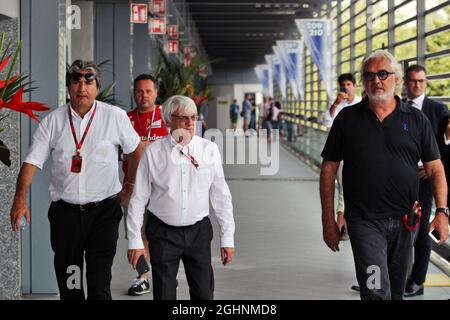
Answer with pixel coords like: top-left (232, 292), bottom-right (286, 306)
top-left (366, 84), bottom-right (396, 103)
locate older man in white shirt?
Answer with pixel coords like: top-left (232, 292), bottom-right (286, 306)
top-left (10, 60), bottom-right (143, 300)
top-left (127, 95), bottom-right (235, 300)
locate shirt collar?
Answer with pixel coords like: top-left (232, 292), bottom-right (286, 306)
top-left (407, 93), bottom-right (425, 110)
top-left (69, 100), bottom-right (97, 120)
top-left (362, 95), bottom-right (411, 114)
top-left (167, 133), bottom-right (196, 153)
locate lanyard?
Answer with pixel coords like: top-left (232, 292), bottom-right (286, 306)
top-left (68, 104), bottom-right (97, 155)
top-left (135, 106), bottom-right (157, 140)
top-left (179, 149), bottom-right (199, 169)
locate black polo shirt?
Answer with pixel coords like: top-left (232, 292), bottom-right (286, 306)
top-left (321, 96), bottom-right (440, 220)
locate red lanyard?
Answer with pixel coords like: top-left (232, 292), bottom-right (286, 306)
top-left (135, 107), bottom-right (157, 139)
top-left (68, 105), bottom-right (97, 155)
top-left (179, 149), bottom-right (199, 169)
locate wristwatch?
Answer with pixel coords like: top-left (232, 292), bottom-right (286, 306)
top-left (435, 207), bottom-right (449, 218)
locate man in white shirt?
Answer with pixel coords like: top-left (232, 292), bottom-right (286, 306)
top-left (9, 60), bottom-right (144, 300)
top-left (323, 73), bottom-right (361, 240)
top-left (127, 95), bottom-right (235, 300)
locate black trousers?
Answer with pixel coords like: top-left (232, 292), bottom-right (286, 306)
top-left (146, 212), bottom-right (214, 300)
top-left (410, 178), bottom-right (433, 285)
top-left (48, 196), bottom-right (122, 300)
top-left (347, 216), bottom-right (414, 300)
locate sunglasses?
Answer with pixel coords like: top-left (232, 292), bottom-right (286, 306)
top-left (362, 70), bottom-right (395, 81)
top-left (70, 72), bottom-right (97, 84)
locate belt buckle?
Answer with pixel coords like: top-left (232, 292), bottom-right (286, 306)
top-left (80, 204), bottom-right (88, 211)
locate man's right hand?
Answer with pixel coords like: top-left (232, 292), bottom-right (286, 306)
top-left (10, 197), bottom-right (30, 232)
top-left (323, 221), bottom-right (340, 252)
top-left (127, 248), bottom-right (146, 269)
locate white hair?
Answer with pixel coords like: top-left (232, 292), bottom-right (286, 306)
top-left (360, 50), bottom-right (403, 95)
top-left (162, 95), bottom-right (198, 126)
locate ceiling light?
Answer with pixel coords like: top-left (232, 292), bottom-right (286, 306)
top-left (255, 4), bottom-right (261, 8)
top-left (302, 3), bottom-right (310, 9)
top-left (265, 4), bottom-right (270, 8)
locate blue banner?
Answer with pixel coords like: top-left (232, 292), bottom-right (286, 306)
top-left (276, 40), bottom-right (305, 101)
top-left (272, 46), bottom-right (287, 100)
top-left (254, 64), bottom-right (273, 98)
top-left (295, 19), bottom-right (334, 102)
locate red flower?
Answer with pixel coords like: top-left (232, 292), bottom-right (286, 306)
top-left (0, 87), bottom-right (49, 122)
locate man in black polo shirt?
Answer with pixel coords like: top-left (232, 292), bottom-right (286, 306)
top-left (320, 50), bottom-right (449, 300)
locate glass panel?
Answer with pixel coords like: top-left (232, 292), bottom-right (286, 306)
top-left (372, 31), bottom-right (388, 49)
top-left (395, 41), bottom-right (417, 60)
top-left (355, 12), bottom-right (367, 28)
top-left (425, 0), bottom-right (449, 10)
top-left (354, 56), bottom-right (365, 73)
top-left (341, 48), bottom-right (351, 61)
top-left (355, 27), bottom-right (366, 43)
top-left (426, 7), bottom-right (450, 32)
top-left (395, 20), bottom-right (416, 43)
top-left (341, 0), bottom-right (351, 11)
top-left (425, 29), bottom-right (450, 53)
top-left (427, 78), bottom-right (450, 98)
top-left (355, 41), bottom-right (367, 57)
top-left (355, 0), bottom-right (366, 14)
top-left (370, 15), bottom-right (388, 34)
top-left (341, 8), bottom-right (351, 22)
top-left (425, 54), bottom-right (450, 77)
top-left (341, 61), bottom-right (351, 73)
top-left (395, 1), bottom-right (417, 24)
top-left (370, 0), bottom-right (388, 17)
top-left (342, 34), bottom-right (351, 48)
top-left (341, 22), bottom-right (350, 36)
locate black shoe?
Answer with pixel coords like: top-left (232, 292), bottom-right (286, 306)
top-left (351, 285), bottom-right (360, 292)
top-left (404, 282), bottom-right (424, 297)
top-left (128, 278), bottom-right (151, 296)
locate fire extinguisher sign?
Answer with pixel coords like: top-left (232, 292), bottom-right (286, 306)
top-left (130, 3), bottom-right (148, 24)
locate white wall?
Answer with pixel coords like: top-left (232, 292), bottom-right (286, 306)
top-left (0, 0), bottom-right (19, 18)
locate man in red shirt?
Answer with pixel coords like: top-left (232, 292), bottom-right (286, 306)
top-left (123, 74), bottom-right (168, 295)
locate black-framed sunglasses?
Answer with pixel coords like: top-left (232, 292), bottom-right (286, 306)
top-left (70, 72), bottom-right (97, 84)
top-left (362, 70), bottom-right (395, 81)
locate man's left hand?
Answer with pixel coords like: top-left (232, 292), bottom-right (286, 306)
top-left (429, 214), bottom-right (449, 245)
top-left (418, 166), bottom-right (429, 180)
top-left (221, 247), bottom-right (234, 266)
top-left (119, 182), bottom-right (134, 205)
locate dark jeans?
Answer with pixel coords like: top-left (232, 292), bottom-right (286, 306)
top-left (146, 212), bottom-right (214, 300)
top-left (409, 178), bottom-right (433, 285)
top-left (347, 216), bottom-right (414, 300)
top-left (48, 196), bottom-right (122, 300)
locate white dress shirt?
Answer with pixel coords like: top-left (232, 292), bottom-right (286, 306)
top-left (406, 93), bottom-right (425, 111)
top-left (323, 96), bottom-right (362, 128)
top-left (127, 135), bottom-right (235, 250)
top-left (24, 100), bottom-right (140, 204)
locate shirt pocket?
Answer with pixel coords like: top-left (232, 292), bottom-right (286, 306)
top-left (194, 166), bottom-right (213, 193)
top-left (93, 140), bottom-right (114, 163)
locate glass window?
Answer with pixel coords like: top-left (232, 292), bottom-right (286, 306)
top-left (395, 41), bottom-right (417, 60)
top-left (425, 29), bottom-right (450, 53)
top-left (425, 54), bottom-right (450, 77)
top-left (355, 42), bottom-right (367, 57)
top-left (341, 0), bottom-right (351, 11)
top-left (341, 48), bottom-right (351, 61)
top-left (370, 0), bottom-right (388, 17)
top-left (395, 1), bottom-right (417, 25)
top-left (341, 22), bottom-right (350, 35)
top-left (355, 0), bottom-right (366, 14)
top-left (427, 78), bottom-right (450, 98)
top-left (355, 27), bottom-right (366, 43)
top-left (426, 7), bottom-right (450, 32)
top-left (395, 20), bottom-right (416, 43)
top-left (370, 15), bottom-right (388, 34)
top-left (372, 31), bottom-right (388, 49)
top-left (341, 8), bottom-right (351, 22)
top-left (341, 61), bottom-right (350, 73)
top-left (354, 56), bottom-right (364, 72)
top-left (426, 0), bottom-right (449, 10)
top-left (355, 12), bottom-right (367, 28)
top-left (341, 34), bottom-right (350, 48)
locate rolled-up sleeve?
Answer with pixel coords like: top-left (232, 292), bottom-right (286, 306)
top-left (117, 110), bottom-right (140, 154)
top-left (127, 149), bottom-right (151, 249)
top-left (209, 144), bottom-right (235, 248)
top-left (24, 116), bottom-right (51, 169)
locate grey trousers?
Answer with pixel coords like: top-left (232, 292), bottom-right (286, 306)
top-left (347, 216), bottom-right (414, 300)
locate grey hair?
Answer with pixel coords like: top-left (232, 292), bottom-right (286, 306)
top-left (360, 50), bottom-right (403, 95)
top-left (66, 59), bottom-right (101, 88)
top-left (162, 95), bottom-right (198, 126)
